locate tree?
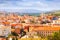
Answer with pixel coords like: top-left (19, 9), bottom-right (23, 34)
top-left (47, 30), bottom-right (60, 40)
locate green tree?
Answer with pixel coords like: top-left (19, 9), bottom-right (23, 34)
top-left (47, 30), bottom-right (60, 40)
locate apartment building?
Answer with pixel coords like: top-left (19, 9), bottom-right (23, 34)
top-left (32, 27), bottom-right (60, 37)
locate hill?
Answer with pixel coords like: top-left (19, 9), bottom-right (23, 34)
top-left (45, 10), bottom-right (60, 16)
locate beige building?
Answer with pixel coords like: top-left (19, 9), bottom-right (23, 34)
top-left (32, 27), bottom-right (60, 37)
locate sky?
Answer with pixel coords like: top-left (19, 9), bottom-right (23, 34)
top-left (0, 0), bottom-right (60, 13)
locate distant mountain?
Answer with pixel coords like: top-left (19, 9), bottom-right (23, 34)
top-left (45, 10), bottom-right (60, 16)
top-left (0, 9), bottom-right (42, 13)
top-left (45, 10), bottom-right (60, 14)
top-left (0, 9), bottom-right (43, 16)
top-left (0, 10), bottom-right (60, 16)
top-left (19, 9), bottom-right (41, 13)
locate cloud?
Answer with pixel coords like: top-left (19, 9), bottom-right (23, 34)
top-left (0, 0), bottom-right (60, 12)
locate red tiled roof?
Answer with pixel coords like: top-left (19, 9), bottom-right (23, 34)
top-left (33, 27), bottom-right (60, 31)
